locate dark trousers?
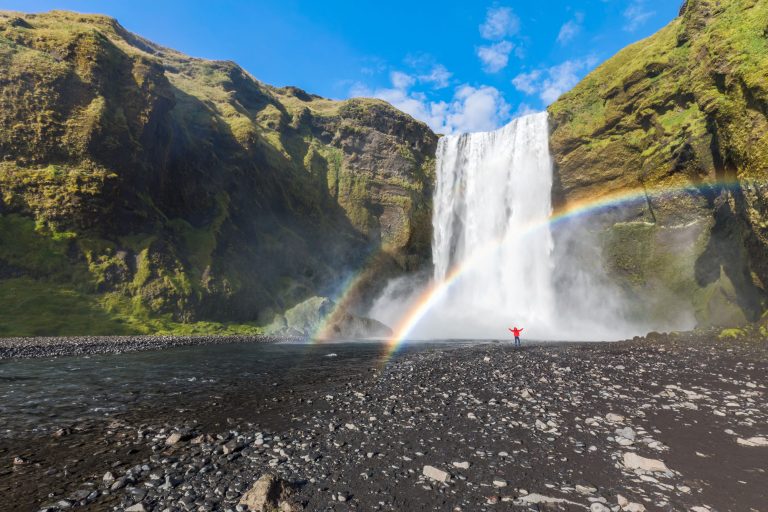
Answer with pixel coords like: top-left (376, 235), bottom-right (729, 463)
top-left (514, 336), bottom-right (520, 346)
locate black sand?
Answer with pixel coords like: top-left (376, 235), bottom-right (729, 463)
top-left (1, 333), bottom-right (766, 511)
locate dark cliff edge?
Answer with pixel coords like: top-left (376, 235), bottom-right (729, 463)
top-left (548, 0), bottom-right (768, 328)
top-left (0, 10), bottom-right (437, 336)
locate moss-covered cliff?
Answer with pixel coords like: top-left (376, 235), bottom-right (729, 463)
top-left (549, 0), bottom-right (768, 327)
top-left (0, 11), bottom-right (437, 336)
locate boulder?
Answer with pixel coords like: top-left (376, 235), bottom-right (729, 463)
top-left (239, 474), bottom-right (293, 512)
top-left (267, 296), bottom-right (392, 339)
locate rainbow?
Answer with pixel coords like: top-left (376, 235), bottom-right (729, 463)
top-left (381, 178), bottom-right (754, 360)
top-left (307, 270), bottom-right (371, 342)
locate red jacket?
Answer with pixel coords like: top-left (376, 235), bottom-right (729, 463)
top-left (509, 327), bottom-right (523, 337)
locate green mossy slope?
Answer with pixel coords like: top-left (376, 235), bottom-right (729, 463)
top-left (549, 0), bottom-right (768, 327)
top-left (0, 11), bottom-right (437, 336)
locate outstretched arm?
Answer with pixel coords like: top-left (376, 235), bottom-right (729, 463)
top-left (519, 328), bottom-right (524, 332)
top-left (508, 328), bottom-right (514, 333)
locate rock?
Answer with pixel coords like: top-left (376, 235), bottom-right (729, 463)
top-left (452, 461), bottom-right (470, 469)
top-left (605, 413), bottom-right (624, 423)
top-left (492, 479), bottom-right (507, 488)
top-left (575, 484), bottom-right (597, 494)
top-left (268, 296), bottom-right (393, 339)
top-left (736, 436), bottom-right (768, 447)
top-left (514, 493), bottom-right (585, 508)
top-left (622, 452), bottom-right (669, 473)
top-left (617, 494), bottom-right (629, 507)
top-left (102, 471), bottom-right (115, 482)
top-left (624, 504), bottom-right (646, 512)
top-left (239, 474), bottom-right (291, 512)
top-left (165, 432), bottom-right (184, 446)
top-left (12, 456), bottom-right (29, 465)
top-left (591, 504), bottom-right (611, 512)
top-left (615, 427), bottom-right (636, 441)
top-left (110, 477), bottom-right (128, 491)
top-left (125, 505), bottom-right (146, 512)
top-left (422, 465), bottom-right (450, 483)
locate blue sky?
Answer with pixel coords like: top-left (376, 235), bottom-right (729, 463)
top-left (3, 0), bottom-right (680, 133)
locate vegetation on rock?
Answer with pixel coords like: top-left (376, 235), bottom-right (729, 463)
top-left (0, 11), bottom-right (436, 336)
top-left (549, 0), bottom-right (768, 327)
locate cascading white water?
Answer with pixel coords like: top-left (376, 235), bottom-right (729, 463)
top-left (426, 112), bottom-right (556, 338)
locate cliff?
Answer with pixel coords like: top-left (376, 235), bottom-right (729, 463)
top-left (548, 0), bottom-right (768, 327)
top-left (0, 11), bottom-right (437, 335)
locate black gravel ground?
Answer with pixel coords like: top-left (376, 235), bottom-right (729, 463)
top-left (0, 335), bottom-right (291, 360)
top-left (1, 333), bottom-right (766, 512)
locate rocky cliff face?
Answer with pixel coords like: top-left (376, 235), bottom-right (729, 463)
top-left (548, 0), bottom-right (768, 327)
top-left (0, 11), bottom-right (437, 335)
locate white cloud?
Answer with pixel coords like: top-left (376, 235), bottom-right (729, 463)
top-left (418, 64), bottom-right (452, 89)
top-left (390, 71), bottom-right (415, 90)
top-left (443, 85), bottom-right (511, 133)
top-left (512, 56), bottom-right (598, 104)
top-left (623, 0), bottom-right (655, 32)
top-left (349, 73), bottom-right (511, 134)
top-left (511, 70), bottom-right (541, 95)
top-left (479, 6), bottom-right (520, 40)
top-left (557, 13), bottom-right (584, 45)
top-left (477, 40), bottom-right (514, 73)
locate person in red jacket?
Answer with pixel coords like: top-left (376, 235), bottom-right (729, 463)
top-left (508, 326), bottom-right (523, 347)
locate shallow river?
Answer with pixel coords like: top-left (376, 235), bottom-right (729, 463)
top-left (0, 339), bottom-right (485, 437)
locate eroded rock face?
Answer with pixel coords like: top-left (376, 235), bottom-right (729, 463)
top-left (0, 11), bottom-right (437, 333)
top-left (548, 0), bottom-right (768, 327)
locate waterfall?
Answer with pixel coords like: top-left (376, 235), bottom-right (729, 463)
top-left (428, 112), bottom-right (556, 338)
top-left (370, 111), bottom-right (667, 340)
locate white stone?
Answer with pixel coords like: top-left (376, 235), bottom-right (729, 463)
top-left (622, 452), bottom-right (669, 473)
top-left (605, 413), bottom-right (625, 423)
top-left (492, 479), bottom-right (508, 488)
top-left (737, 436), bottom-right (768, 447)
top-left (575, 484), bottom-right (597, 494)
top-left (452, 461), bottom-right (470, 469)
top-left (165, 432), bottom-right (183, 446)
top-left (422, 465), bottom-right (450, 483)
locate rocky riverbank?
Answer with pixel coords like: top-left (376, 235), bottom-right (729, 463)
top-left (0, 334), bottom-right (292, 360)
top-left (2, 333), bottom-right (766, 511)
